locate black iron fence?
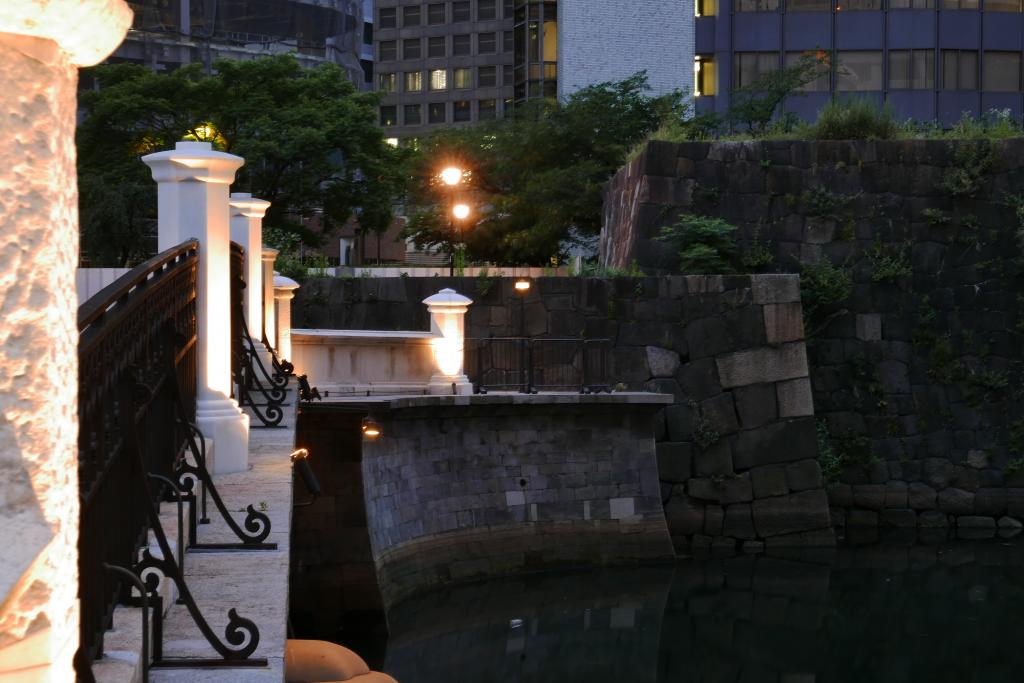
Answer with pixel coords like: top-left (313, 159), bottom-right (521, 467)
top-left (467, 337), bottom-right (611, 393)
top-left (77, 239), bottom-right (199, 676)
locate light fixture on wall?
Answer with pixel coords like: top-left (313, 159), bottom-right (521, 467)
top-left (514, 278), bottom-right (531, 293)
top-left (290, 448), bottom-right (321, 507)
top-left (362, 417), bottom-right (382, 439)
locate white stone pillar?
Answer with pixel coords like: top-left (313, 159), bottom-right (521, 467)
top-left (423, 289), bottom-right (473, 395)
top-left (273, 275), bottom-right (300, 363)
top-left (142, 142), bottom-right (250, 474)
top-left (229, 193), bottom-right (271, 342)
top-left (262, 248), bottom-right (279, 351)
top-left (0, 2), bottom-right (131, 680)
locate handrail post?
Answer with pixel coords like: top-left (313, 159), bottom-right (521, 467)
top-left (143, 142), bottom-right (250, 474)
top-left (230, 194), bottom-right (272, 370)
top-left (262, 249), bottom-right (279, 351)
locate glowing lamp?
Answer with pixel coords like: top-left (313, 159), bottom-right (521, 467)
top-left (453, 203), bottom-right (471, 220)
top-left (440, 166), bottom-right (463, 186)
top-left (362, 418), bottom-right (382, 438)
top-left (514, 278), bottom-right (531, 293)
top-left (422, 288), bottom-right (474, 395)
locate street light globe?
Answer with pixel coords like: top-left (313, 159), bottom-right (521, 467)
top-left (453, 203), bottom-right (471, 220)
top-left (440, 166), bottom-right (463, 186)
top-left (514, 278), bottom-right (531, 293)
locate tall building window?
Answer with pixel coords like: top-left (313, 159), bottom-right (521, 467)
top-left (695, 56), bottom-right (717, 96)
top-left (429, 102), bottom-right (447, 123)
top-left (479, 65), bottom-right (497, 87)
top-left (405, 104), bottom-right (422, 125)
top-left (734, 52), bottom-right (777, 89)
top-left (380, 106), bottom-right (397, 126)
top-left (785, 52), bottom-right (830, 91)
top-left (453, 1), bottom-right (471, 21)
top-left (837, 51), bottom-right (883, 91)
top-left (984, 51), bottom-right (1022, 91)
top-left (941, 50), bottom-right (978, 90)
top-left (430, 69), bottom-right (449, 90)
top-left (735, 0), bottom-right (778, 11)
top-left (479, 0), bottom-right (497, 20)
top-left (504, 30), bottom-right (514, 52)
top-left (404, 38), bottom-right (422, 59)
top-left (378, 73), bottom-right (397, 92)
top-left (454, 67), bottom-right (472, 89)
top-left (479, 99), bottom-right (497, 120)
top-left (503, 64), bottom-right (513, 85)
top-left (504, 0), bottom-right (514, 17)
top-left (379, 7), bottom-right (397, 28)
top-left (428, 36), bottom-right (446, 57)
top-left (986, 0), bottom-right (1021, 10)
top-left (479, 32), bottom-right (497, 54)
top-left (404, 5), bottom-right (422, 26)
top-left (405, 71), bottom-right (424, 92)
top-left (695, 0), bottom-right (718, 15)
top-left (428, 3), bottom-right (446, 24)
top-left (453, 34), bottom-right (472, 55)
top-left (888, 50), bottom-right (934, 90)
top-left (941, 0), bottom-right (978, 7)
top-left (454, 100), bottom-right (472, 122)
top-left (844, 0), bottom-right (882, 8)
top-left (379, 40), bottom-right (397, 61)
top-left (787, 0), bottom-right (830, 9)
top-left (889, 0), bottom-right (934, 7)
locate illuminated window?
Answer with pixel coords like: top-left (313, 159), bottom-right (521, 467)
top-left (405, 71), bottom-right (423, 92)
top-left (695, 0), bottom-right (719, 14)
top-left (454, 68), bottom-right (472, 89)
top-left (377, 73), bottom-right (396, 92)
top-left (985, 0), bottom-right (1021, 10)
top-left (430, 69), bottom-right (448, 90)
top-left (694, 56), bottom-right (717, 96)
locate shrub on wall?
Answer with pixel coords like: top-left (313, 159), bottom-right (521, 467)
top-left (656, 214), bottom-right (738, 274)
top-left (804, 98), bottom-right (900, 140)
top-left (799, 256), bottom-right (852, 330)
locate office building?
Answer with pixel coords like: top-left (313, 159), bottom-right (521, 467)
top-left (112, 0), bottom-right (367, 86)
top-left (695, 2), bottom-right (1024, 124)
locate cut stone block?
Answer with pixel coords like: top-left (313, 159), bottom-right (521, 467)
top-left (751, 489), bottom-right (831, 537)
top-left (776, 377), bottom-right (814, 418)
top-left (646, 346), bottom-right (681, 378)
top-left (716, 343), bottom-right (809, 389)
top-left (751, 274), bottom-right (801, 304)
top-left (855, 313), bottom-right (882, 341)
top-left (763, 303), bottom-right (805, 344)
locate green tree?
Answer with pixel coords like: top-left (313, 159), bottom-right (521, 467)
top-left (728, 52), bottom-right (831, 136)
top-left (404, 72), bottom-right (688, 264)
top-left (77, 55), bottom-right (408, 266)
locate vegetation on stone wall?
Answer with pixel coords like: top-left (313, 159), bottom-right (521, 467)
top-left (656, 215), bottom-right (738, 274)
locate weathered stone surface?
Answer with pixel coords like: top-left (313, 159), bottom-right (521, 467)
top-left (827, 483), bottom-right (853, 507)
top-left (695, 439), bottom-right (734, 477)
top-left (1007, 489), bottom-right (1024, 517)
top-left (663, 403), bottom-right (694, 442)
top-left (884, 481), bottom-right (909, 509)
top-left (611, 347), bottom-right (649, 382)
top-left (688, 478), bottom-right (720, 502)
top-left (957, 516), bottom-right (996, 539)
top-left (785, 459), bottom-right (822, 492)
top-left (751, 490), bottom-right (831, 538)
top-left (966, 449), bottom-right (989, 469)
top-left (852, 484), bottom-right (885, 510)
top-left (918, 510), bottom-right (949, 528)
top-left (908, 483), bottom-right (937, 510)
top-left (847, 510), bottom-right (878, 527)
top-left (753, 465), bottom-right (789, 499)
top-left (997, 516), bottom-right (1022, 530)
top-left (881, 509), bottom-right (917, 528)
top-left (763, 303), bottom-right (805, 344)
top-left (686, 317), bottom-right (734, 360)
top-left (704, 505), bottom-right (724, 536)
top-left (716, 343), bottom-right (809, 389)
top-left (665, 495), bottom-right (705, 536)
top-left (776, 378), bottom-right (815, 418)
top-left (656, 442), bottom-right (693, 483)
top-left (732, 418), bottom-right (817, 470)
top-left (922, 458), bottom-right (954, 489)
top-left (733, 383), bottom-right (778, 429)
top-left (700, 393), bottom-right (740, 435)
top-left (751, 274), bottom-right (801, 304)
top-left (937, 488), bottom-right (974, 515)
top-left (855, 313), bottom-right (882, 342)
top-left (646, 346), bottom-right (681, 378)
top-left (723, 504), bottom-right (756, 539)
top-left (973, 488), bottom-right (1006, 516)
top-left (675, 357), bottom-right (723, 401)
top-left (720, 474), bottom-right (754, 504)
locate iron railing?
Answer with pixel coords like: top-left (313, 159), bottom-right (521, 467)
top-left (77, 239), bottom-right (199, 676)
top-left (467, 337), bottom-right (611, 394)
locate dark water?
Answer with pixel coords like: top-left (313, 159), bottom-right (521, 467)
top-left (379, 539), bottom-right (1024, 683)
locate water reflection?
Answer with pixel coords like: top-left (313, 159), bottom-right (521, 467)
top-left (383, 540), bottom-right (1024, 682)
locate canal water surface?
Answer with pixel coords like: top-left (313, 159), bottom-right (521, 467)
top-left (378, 539), bottom-right (1024, 682)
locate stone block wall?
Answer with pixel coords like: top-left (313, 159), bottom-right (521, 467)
top-left (293, 274), bottom-right (834, 556)
top-left (600, 139), bottom-right (1024, 535)
top-left (355, 394), bottom-right (675, 606)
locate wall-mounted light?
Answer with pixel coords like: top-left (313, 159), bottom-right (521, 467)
top-left (386, 137), bottom-right (399, 147)
top-left (694, 57), bottom-right (702, 97)
top-left (290, 448), bottom-right (321, 506)
top-left (362, 417), bottom-right (382, 439)
top-left (514, 278), bottom-right (531, 294)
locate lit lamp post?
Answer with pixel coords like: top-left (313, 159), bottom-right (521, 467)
top-left (452, 202), bottom-right (471, 276)
top-left (514, 278), bottom-right (531, 392)
top-left (439, 165), bottom-right (464, 276)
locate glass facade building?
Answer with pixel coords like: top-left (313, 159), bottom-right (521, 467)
top-left (695, 2), bottom-right (1024, 123)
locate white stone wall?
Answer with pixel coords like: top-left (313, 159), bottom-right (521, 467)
top-left (557, 0), bottom-right (694, 99)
